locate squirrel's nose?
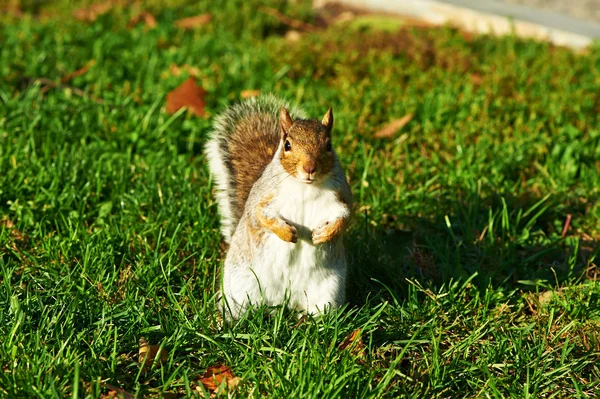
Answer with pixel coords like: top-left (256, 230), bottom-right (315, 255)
top-left (303, 160), bottom-right (317, 174)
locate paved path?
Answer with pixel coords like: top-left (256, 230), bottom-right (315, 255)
top-left (502, 0), bottom-right (600, 24)
top-left (323, 0), bottom-right (600, 48)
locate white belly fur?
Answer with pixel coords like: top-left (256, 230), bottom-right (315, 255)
top-left (262, 178), bottom-right (345, 309)
top-left (222, 176), bottom-right (347, 319)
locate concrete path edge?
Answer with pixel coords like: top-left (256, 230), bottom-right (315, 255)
top-left (315, 0), bottom-right (600, 49)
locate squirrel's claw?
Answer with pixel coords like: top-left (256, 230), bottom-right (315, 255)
top-left (289, 224), bottom-right (299, 243)
top-left (274, 222), bottom-right (298, 243)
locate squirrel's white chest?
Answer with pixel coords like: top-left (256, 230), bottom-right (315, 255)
top-left (273, 178), bottom-right (339, 231)
top-left (253, 178), bottom-right (345, 310)
top-left (221, 175), bottom-right (347, 317)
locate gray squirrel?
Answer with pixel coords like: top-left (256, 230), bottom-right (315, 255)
top-left (205, 95), bottom-right (353, 322)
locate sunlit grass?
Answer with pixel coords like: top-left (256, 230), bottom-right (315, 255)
top-left (1, 1), bottom-right (599, 397)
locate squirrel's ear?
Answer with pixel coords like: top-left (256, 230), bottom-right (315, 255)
top-left (321, 108), bottom-right (334, 133)
top-left (279, 107), bottom-right (293, 137)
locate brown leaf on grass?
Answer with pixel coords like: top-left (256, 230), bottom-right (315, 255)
top-left (1, 217), bottom-right (24, 241)
top-left (259, 6), bottom-right (317, 32)
top-left (34, 77), bottom-right (104, 103)
top-left (461, 30), bottom-right (474, 42)
top-left (166, 78), bottom-right (206, 117)
top-left (240, 90), bottom-right (261, 99)
top-left (587, 262), bottom-right (598, 280)
top-left (138, 337), bottom-right (168, 371)
top-left (285, 30), bottom-right (303, 42)
top-left (470, 73), bottom-right (483, 86)
top-left (524, 290), bottom-right (560, 315)
top-left (74, 1), bottom-right (118, 22)
top-left (175, 13), bottom-right (212, 30)
top-left (339, 328), bottom-right (365, 357)
top-left (100, 383), bottom-right (134, 399)
top-left (561, 214), bottom-right (573, 238)
top-left (333, 11), bottom-right (356, 25)
top-left (39, 60), bottom-right (96, 94)
top-left (374, 114), bottom-right (413, 138)
top-left (1, 217), bottom-right (14, 229)
top-left (61, 60), bottom-right (96, 85)
top-left (128, 11), bottom-right (157, 29)
top-left (198, 365), bottom-right (240, 393)
top-left (538, 290), bottom-right (555, 306)
top-left (1, 3), bottom-right (24, 18)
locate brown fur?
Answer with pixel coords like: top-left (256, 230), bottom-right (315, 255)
top-left (246, 215), bottom-right (265, 244)
top-left (255, 195), bottom-right (298, 243)
top-left (227, 113), bottom-right (280, 223)
top-left (280, 119), bottom-right (335, 183)
top-left (336, 179), bottom-right (354, 208)
top-left (227, 108), bottom-right (335, 221)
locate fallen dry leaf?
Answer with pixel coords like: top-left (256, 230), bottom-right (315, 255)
top-left (1, 2), bottom-right (24, 18)
top-left (128, 11), bottom-right (157, 29)
top-left (101, 383), bottom-right (134, 399)
top-left (62, 60), bottom-right (96, 84)
top-left (461, 30), bottom-right (474, 42)
top-left (240, 90), bottom-right (261, 99)
top-left (259, 6), bottom-right (317, 32)
top-left (198, 365), bottom-right (240, 393)
top-left (1, 217), bottom-right (24, 241)
top-left (333, 11), bottom-right (356, 24)
top-left (138, 337), bottom-right (168, 371)
top-left (166, 77), bottom-right (206, 117)
top-left (561, 214), bottom-right (573, 238)
top-left (34, 76), bottom-right (104, 103)
top-left (1, 217), bottom-right (14, 229)
top-left (587, 263), bottom-right (599, 280)
top-left (374, 114), bottom-right (413, 138)
top-left (74, 1), bottom-right (118, 22)
top-left (470, 73), bottom-right (483, 86)
top-left (285, 30), bottom-right (302, 42)
top-left (39, 60), bottom-right (96, 95)
top-left (175, 13), bottom-right (212, 30)
top-left (538, 290), bottom-right (555, 306)
top-left (339, 328), bottom-right (361, 350)
top-left (339, 328), bottom-right (365, 357)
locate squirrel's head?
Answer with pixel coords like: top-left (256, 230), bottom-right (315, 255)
top-left (279, 107), bottom-right (335, 184)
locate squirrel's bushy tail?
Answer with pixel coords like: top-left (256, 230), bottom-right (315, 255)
top-left (204, 95), bottom-right (306, 243)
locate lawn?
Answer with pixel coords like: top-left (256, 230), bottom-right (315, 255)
top-left (1, 0), bottom-right (600, 397)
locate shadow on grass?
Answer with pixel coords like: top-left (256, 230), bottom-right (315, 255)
top-left (345, 190), bottom-right (600, 307)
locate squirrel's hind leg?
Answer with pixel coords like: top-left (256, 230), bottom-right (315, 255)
top-left (220, 265), bottom-right (263, 322)
top-left (297, 267), bottom-right (346, 317)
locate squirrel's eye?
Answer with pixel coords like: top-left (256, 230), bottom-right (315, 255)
top-left (284, 140), bottom-right (292, 152)
top-left (326, 141), bottom-right (332, 152)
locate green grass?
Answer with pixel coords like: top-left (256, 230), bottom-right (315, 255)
top-left (1, 0), bottom-right (600, 397)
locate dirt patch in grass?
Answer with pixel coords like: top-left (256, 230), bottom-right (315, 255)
top-left (274, 25), bottom-right (474, 81)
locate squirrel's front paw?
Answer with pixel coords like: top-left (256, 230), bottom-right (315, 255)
top-left (274, 222), bottom-right (298, 243)
top-left (312, 221), bottom-right (336, 245)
